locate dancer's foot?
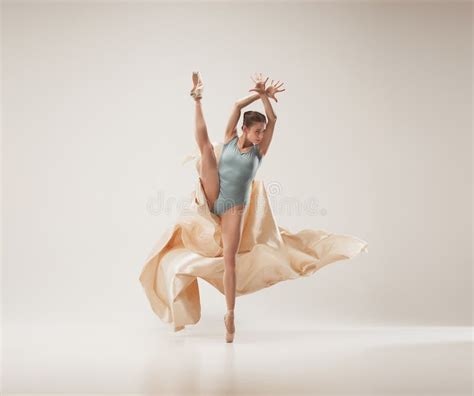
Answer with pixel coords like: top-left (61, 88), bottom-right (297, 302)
top-left (224, 309), bottom-right (235, 343)
top-left (190, 71), bottom-right (203, 100)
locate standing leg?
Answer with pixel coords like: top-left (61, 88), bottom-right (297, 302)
top-left (191, 72), bottom-right (220, 210)
top-left (220, 203), bottom-right (245, 342)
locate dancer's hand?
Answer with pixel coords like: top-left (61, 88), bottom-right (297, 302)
top-left (249, 72), bottom-right (269, 96)
top-left (265, 79), bottom-right (285, 103)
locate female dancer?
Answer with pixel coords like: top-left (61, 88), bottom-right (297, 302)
top-left (189, 71), bottom-right (285, 342)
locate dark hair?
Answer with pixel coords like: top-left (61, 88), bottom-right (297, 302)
top-left (242, 111), bottom-right (266, 129)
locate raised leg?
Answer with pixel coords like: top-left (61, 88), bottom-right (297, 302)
top-left (191, 72), bottom-right (220, 210)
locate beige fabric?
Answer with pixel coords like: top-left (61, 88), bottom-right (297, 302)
top-left (139, 140), bottom-right (369, 331)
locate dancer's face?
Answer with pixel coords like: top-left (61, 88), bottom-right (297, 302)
top-left (243, 122), bottom-right (265, 145)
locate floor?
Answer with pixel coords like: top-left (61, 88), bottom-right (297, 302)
top-left (3, 320), bottom-right (472, 395)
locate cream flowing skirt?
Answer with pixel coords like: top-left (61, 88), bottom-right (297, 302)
top-left (139, 141), bottom-right (369, 332)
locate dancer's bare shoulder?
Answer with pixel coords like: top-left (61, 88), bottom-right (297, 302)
top-left (223, 128), bottom-right (237, 144)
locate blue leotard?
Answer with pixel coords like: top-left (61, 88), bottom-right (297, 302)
top-left (211, 135), bottom-right (263, 215)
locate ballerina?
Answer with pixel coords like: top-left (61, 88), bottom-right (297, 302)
top-left (139, 72), bottom-right (368, 343)
top-left (190, 71), bottom-right (284, 342)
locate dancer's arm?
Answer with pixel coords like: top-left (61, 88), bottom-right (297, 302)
top-left (224, 93), bottom-right (261, 143)
top-left (257, 93), bottom-right (277, 157)
top-left (248, 74), bottom-right (284, 157)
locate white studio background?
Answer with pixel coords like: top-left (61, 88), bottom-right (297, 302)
top-left (2, 2), bottom-right (472, 334)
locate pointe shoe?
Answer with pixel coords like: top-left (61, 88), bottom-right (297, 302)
top-left (224, 311), bottom-right (235, 343)
top-left (190, 87), bottom-right (202, 100)
top-left (190, 71), bottom-right (203, 100)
